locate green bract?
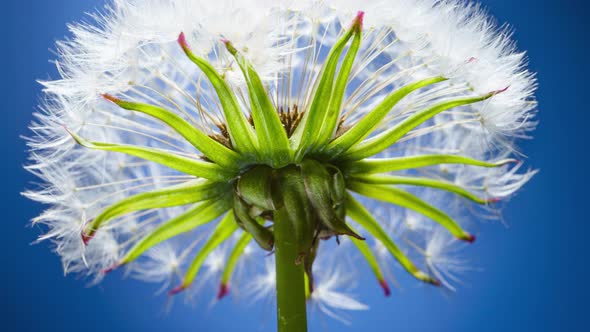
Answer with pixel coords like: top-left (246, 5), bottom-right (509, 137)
top-left (71, 13), bottom-right (508, 299)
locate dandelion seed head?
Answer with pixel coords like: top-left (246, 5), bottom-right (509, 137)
top-left (26, 0), bottom-right (537, 322)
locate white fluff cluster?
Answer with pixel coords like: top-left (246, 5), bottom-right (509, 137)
top-left (25, 0), bottom-right (537, 317)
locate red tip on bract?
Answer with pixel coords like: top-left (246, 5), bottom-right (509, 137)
top-left (491, 86), bottom-right (510, 96)
top-left (379, 279), bottom-right (391, 297)
top-left (467, 57), bottom-right (478, 63)
top-left (81, 232), bottom-right (94, 246)
top-left (177, 32), bottom-right (189, 50)
top-left (352, 11), bottom-right (365, 30)
top-left (486, 197), bottom-right (501, 204)
top-left (431, 279), bottom-right (442, 287)
top-left (101, 93), bottom-right (120, 104)
top-left (463, 234), bottom-right (476, 243)
top-left (217, 283), bottom-right (230, 300)
top-left (102, 263), bottom-right (120, 275)
top-left (168, 284), bottom-right (187, 296)
top-left (221, 39), bottom-right (237, 55)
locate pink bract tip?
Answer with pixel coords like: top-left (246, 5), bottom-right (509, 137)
top-left (356, 11), bottom-right (365, 27)
top-left (432, 279), bottom-right (442, 287)
top-left (464, 234), bottom-right (476, 243)
top-left (101, 93), bottom-right (119, 103)
top-left (177, 32), bottom-right (189, 49)
top-left (217, 283), bottom-right (230, 300)
top-left (492, 86), bottom-right (510, 95)
top-left (168, 284), bottom-right (187, 296)
top-left (467, 57), bottom-right (478, 63)
top-left (379, 279), bottom-right (391, 297)
top-left (102, 264), bottom-right (119, 275)
top-left (487, 197), bottom-right (501, 204)
top-left (81, 232), bottom-right (93, 246)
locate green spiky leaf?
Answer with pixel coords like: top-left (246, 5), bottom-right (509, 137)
top-left (350, 174), bottom-right (492, 204)
top-left (342, 92), bottom-right (504, 161)
top-left (219, 231), bottom-right (253, 296)
top-left (102, 94), bottom-right (242, 169)
top-left (178, 33), bottom-right (258, 156)
top-left (348, 224), bottom-right (391, 295)
top-left (84, 180), bottom-right (229, 239)
top-left (119, 197), bottom-right (232, 265)
top-left (67, 129), bottom-right (235, 181)
top-left (315, 23), bottom-right (363, 147)
top-left (292, 14), bottom-right (362, 159)
top-left (326, 77), bottom-right (447, 157)
top-left (225, 41), bottom-right (291, 167)
top-left (173, 210), bottom-right (239, 293)
top-left (344, 155), bottom-right (516, 174)
top-left (347, 180), bottom-right (474, 241)
top-left (344, 193), bottom-right (438, 285)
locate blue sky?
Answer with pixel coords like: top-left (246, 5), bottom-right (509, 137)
top-left (1, 1), bottom-right (588, 331)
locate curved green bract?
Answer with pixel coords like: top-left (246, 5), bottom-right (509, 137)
top-left (348, 224), bottom-right (390, 295)
top-left (233, 195), bottom-right (274, 251)
top-left (178, 211), bottom-right (239, 290)
top-left (342, 93), bottom-right (500, 161)
top-left (344, 193), bottom-right (438, 285)
top-left (178, 33), bottom-right (258, 156)
top-left (326, 77), bottom-right (447, 157)
top-left (300, 159), bottom-right (363, 239)
top-left (293, 19), bottom-right (360, 160)
top-left (104, 96), bottom-right (241, 169)
top-left (344, 155), bottom-right (515, 174)
top-left (277, 166), bottom-right (317, 256)
top-left (84, 180), bottom-right (229, 237)
top-left (221, 232), bottom-right (253, 285)
top-left (315, 25), bottom-right (363, 148)
top-left (226, 42), bottom-right (291, 167)
top-left (350, 174), bottom-right (490, 204)
top-left (67, 129), bottom-right (235, 181)
top-left (120, 197), bottom-right (232, 265)
top-left (347, 180), bottom-right (474, 241)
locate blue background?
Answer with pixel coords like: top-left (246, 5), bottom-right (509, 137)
top-left (1, 1), bottom-right (587, 331)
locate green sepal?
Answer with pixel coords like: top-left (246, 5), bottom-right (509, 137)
top-left (84, 179), bottom-right (229, 239)
top-left (342, 92), bottom-right (504, 161)
top-left (173, 210), bottom-right (239, 293)
top-left (236, 165), bottom-right (277, 211)
top-left (325, 77), bottom-right (447, 157)
top-left (277, 166), bottom-right (317, 259)
top-left (292, 14), bottom-right (363, 159)
top-left (224, 41), bottom-right (291, 167)
top-left (300, 159), bottom-right (363, 240)
top-left (343, 155), bottom-right (516, 174)
top-left (233, 194), bottom-right (274, 251)
top-left (344, 193), bottom-right (439, 285)
top-left (102, 94), bottom-right (242, 169)
top-left (67, 129), bottom-right (235, 181)
top-left (119, 197), bottom-right (232, 266)
top-left (350, 174), bottom-right (491, 204)
top-left (347, 180), bottom-right (474, 241)
top-left (178, 33), bottom-right (258, 156)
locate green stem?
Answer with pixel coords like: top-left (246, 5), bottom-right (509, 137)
top-left (274, 207), bottom-right (308, 332)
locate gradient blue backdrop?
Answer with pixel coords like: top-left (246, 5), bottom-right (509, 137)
top-left (2, 1), bottom-right (587, 331)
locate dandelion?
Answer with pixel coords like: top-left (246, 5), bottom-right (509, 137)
top-left (25, 0), bottom-right (537, 331)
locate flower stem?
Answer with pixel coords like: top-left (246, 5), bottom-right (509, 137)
top-left (274, 207), bottom-right (308, 332)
